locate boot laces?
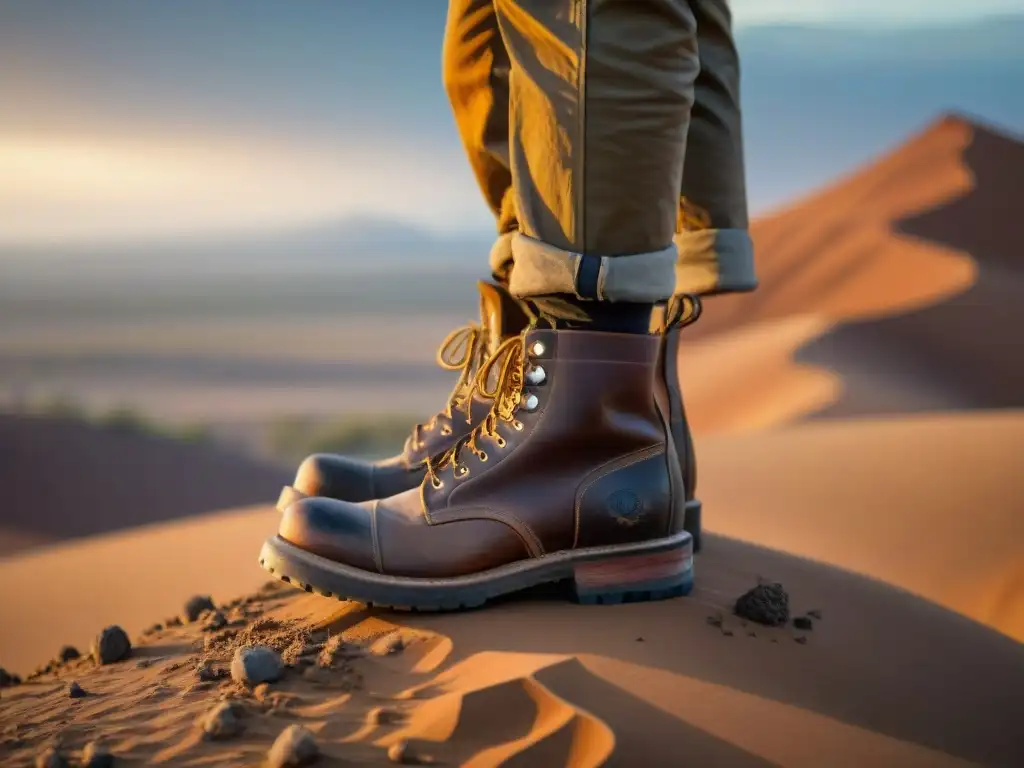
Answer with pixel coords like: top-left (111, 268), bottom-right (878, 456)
top-left (425, 333), bottom-right (527, 488)
top-left (408, 323), bottom-right (488, 451)
top-left (422, 295), bottom-right (702, 488)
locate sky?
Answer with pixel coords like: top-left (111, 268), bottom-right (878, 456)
top-left (1, 1), bottom-right (1023, 249)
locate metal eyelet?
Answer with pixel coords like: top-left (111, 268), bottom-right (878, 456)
top-left (456, 466), bottom-right (469, 477)
top-left (431, 477), bottom-right (444, 489)
top-left (530, 341), bottom-right (546, 356)
top-left (478, 451), bottom-right (488, 462)
top-left (512, 420), bottom-right (524, 431)
top-left (495, 436), bottom-right (507, 448)
top-left (440, 425), bottom-right (452, 436)
top-left (522, 394), bottom-right (539, 411)
top-left (526, 366), bottom-right (546, 385)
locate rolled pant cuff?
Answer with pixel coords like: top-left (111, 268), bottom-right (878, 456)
top-left (674, 228), bottom-right (758, 296)
top-left (488, 231), bottom-right (516, 284)
top-left (506, 233), bottom-right (678, 303)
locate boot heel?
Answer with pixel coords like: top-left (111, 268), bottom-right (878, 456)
top-left (571, 543), bottom-right (694, 605)
top-left (683, 499), bottom-right (703, 553)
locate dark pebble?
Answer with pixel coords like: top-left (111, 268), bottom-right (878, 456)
top-left (91, 626), bottom-right (131, 665)
top-left (0, 667), bottom-right (21, 688)
top-left (58, 646), bottom-right (80, 663)
top-left (184, 596), bottom-right (216, 623)
top-left (68, 681), bottom-right (88, 699)
top-left (794, 636), bottom-right (809, 645)
top-left (734, 582), bottom-right (790, 627)
top-left (793, 616), bottom-right (814, 631)
top-left (807, 608), bottom-right (823, 620)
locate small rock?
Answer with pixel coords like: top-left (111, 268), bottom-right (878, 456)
top-left (35, 746), bottom-right (69, 768)
top-left (266, 724), bottom-right (319, 767)
top-left (0, 667), bottom-right (21, 687)
top-left (165, 616), bottom-right (183, 628)
top-left (58, 646), bottom-right (80, 663)
top-left (196, 660), bottom-right (226, 682)
top-left (144, 623), bottom-right (163, 635)
top-left (793, 616), bottom-right (814, 631)
top-left (367, 706), bottom-right (403, 726)
top-left (184, 596), bottom-right (216, 623)
top-left (635, 636), bottom-right (645, 642)
top-left (705, 614), bottom-right (723, 629)
top-left (734, 582), bottom-right (790, 627)
top-left (794, 636), bottom-right (809, 645)
top-left (747, 631), bottom-right (757, 638)
top-left (231, 646), bottom-right (283, 686)
top-left (91, 626), bottom-right (131, 665)
top-left (202, 701), bottom-right (244, 740)
top-left (67, 681), bottom-right (88, 699)
top-left (202, 611), bottom-right (227, 631)
top-left (80, 741), bottom-right (115, 767)
top-left (722, 629), bottom-right (734, 637)
top-left (135, 659), bottom-right (153, 670)
top-left (807, 608), bottom-right (823, 620)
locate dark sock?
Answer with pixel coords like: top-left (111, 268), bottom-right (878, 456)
top-left (542, 294), bottom-right (654, 334)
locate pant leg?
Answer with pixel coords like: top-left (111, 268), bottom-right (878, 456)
top-left (495, 0), bottom-right (699, 304)
top-left (675, 0), bottom-right (757, 295)
top-left (442, 0), bottom-right (519, 281)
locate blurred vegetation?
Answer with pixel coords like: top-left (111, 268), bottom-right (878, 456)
top-left (266, 414), bottom-right (417, 464)
top-left (9, 393), bottom-right (422, 464)
top-left (21, 396), bottom-right (212, 444)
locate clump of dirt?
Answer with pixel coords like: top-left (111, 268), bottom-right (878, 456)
top-left (734, 582), bottom-right (790, 627)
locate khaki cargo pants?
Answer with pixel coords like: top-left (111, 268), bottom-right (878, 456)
top-left (443, 0), bottom-right (757, 301)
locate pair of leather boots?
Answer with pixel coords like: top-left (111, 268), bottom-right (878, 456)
top-left (260, 282), bottom-right (702, 610)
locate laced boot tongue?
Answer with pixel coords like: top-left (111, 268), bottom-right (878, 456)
top-left (477, 281), bottom-right (531, 355)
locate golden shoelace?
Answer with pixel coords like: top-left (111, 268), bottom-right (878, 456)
top-left (408, 322), bottom-right (487, 451)
top-left (423, 293), bottom-right (704, 488)
top-left (425, 333), bottom-right (526, 488)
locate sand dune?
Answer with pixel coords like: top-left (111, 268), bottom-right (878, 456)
top-left (0, 414), bottom-right (288, 556)
top-left (3, 413), bottom-right (1022, 766)
top-left (686, 114), bottom-right (1023, 424)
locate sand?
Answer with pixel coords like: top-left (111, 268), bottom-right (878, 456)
top-left (2, 414), bottom-right (1023, 766)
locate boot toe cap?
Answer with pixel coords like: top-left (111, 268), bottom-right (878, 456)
top-left (294, 453), bottom-right (376, 501)
top-left (279, 497), bottom-right (379, 573)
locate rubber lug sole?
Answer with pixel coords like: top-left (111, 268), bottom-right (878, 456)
top-left (258, 531), bottom-right (694, 612)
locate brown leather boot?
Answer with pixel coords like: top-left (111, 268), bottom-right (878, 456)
top-left (278, 293), bottom-right (705, 554)
top-left (275, 281), bottom-right (530, 510)
top-left (259, 318), bottom-right (700, 610)
top-left (652, 295), bottom-right (704, 552)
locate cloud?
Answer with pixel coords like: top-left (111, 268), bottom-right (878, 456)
top-left (0, 131), bottom-right (492, 246)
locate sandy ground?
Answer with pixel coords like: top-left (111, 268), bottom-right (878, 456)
top-left (2, 413), bottom-right (1023, 766)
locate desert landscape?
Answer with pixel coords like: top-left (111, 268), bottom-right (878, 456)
top-left (1, 113), bottom-right (1022, 766)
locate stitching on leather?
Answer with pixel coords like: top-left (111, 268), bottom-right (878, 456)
top-left (369, 500), bottom-right (383, 574)
top-left (431, 506), bottom-right (543, 558)
top-left (573, 444), bottom-right (664, 549)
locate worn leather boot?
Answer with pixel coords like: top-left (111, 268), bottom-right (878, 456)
top-left (652, 295), bottom-right (704, 552)
top-left (278, 291), bottom-right (705, 552)
top-left (259, 311), bottom-right (701, 610)
top-left (275, 281), bottom-right (530, 510)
